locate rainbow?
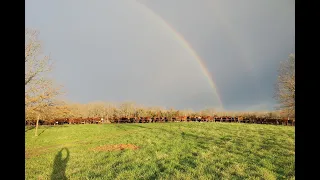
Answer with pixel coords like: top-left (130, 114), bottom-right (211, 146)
top-left (135, 1), bottom-right (224, 110)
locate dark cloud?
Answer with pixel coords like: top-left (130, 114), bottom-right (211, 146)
top-left (26, 0), bottom-right (294, 111)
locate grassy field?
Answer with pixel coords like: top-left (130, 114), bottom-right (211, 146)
top-left (25, 123), bottom-right (295, 180)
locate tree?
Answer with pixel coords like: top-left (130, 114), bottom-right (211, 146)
top-left (25, 28), bottom-right (63, 136)
top-left (119, 102), bottom-right (136, 118)
top-left (134, 105), bottom-right (147, 118)
top-left (274, 54), bottom-right (295, 117)
top-left (166, 108), bottom-right (176, 121)
top-left (25, 29), bottom-right (51, 86)
top-left (181, 109), bottom-right (194, 117)
top-left (66, 103), bottom-right (86, 118)
top-left (40, 101), bottom-right (70, 123)
top-left (200, 108), bottom-right (214, 116)
top-left (147, 106), bottom-right (164, 118)
top-left (104, 103), bottom-right (116, 122)
top-left (87, 101), bottom-right (106, 118)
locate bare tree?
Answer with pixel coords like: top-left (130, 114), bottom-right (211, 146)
top-left (166, 108), bottom-right (176, 121)
top-left (201, 108), bottom-right (215, 116)
top-left (180, 109), bottom-right (194, 117)
top-left (25, 29), bottom-right (52, 86)
top-left (119, 102), bottom-right (136, 118)
top-left (25, 28), bottom-right (63, 135)
top-left (134, 105), bottom-right (147, 118)
top-left (87, 101), bottom-right (106, 118)
top-left (66, 103), bottom-right (87, 118)
top-left (274, 54), bottom-right (295, 117)
top-left (104, 103), bottom-right (116, 122)
top-left (147, 106), bottom-right (164, 118)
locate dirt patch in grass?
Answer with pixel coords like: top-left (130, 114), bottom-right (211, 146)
top-left (92, 144), bottom-right (139, 152)
top-left (26, 130), bottom-right (141, 159)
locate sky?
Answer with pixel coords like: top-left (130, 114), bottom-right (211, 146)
top-left (25, 0), bottom-right (295, 111)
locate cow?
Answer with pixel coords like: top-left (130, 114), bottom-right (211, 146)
top-left (226, 116), bottom-right (233, 123)
top-left (26, 120), bottom-right (36, 126)
top-left (53, 118), bottom-right (67, 125)
top-left (112, 117), bottom-right (119, 123)
top-left (43, 120), bottom-right (55, 125)
top-left (180, 116), bottom-right (187, 122)
top-left (206, 116), bottom-right (214, 122)
top-left (265, 118), bottom-right (279, 125)
top-left (128, 117), bottom-right (135, 123)
top-left (201, 116), bottom-right (209, 122)
top-left (93, 117), bottom-right (102, 124)
top-left (220, 116), bottom-right (226, 122)
top-left (119, 117), bottom-right (129, 123)
top-left (288, 118), bottom-right (295, 126)
top-left (248, 117), bottom-right (255, 124)
top-left (163, 117), bottom-right (168, 122)
top-left (152, 117), bottom-right (158, 123)
top-left (158, 117), bottom-right (164, 123)
top-left (135, 117), bottom-right (141, 123)
top-left (280, 118), bottom-right (288, 125)
top-left (214, 117), bottom-right (220, 122)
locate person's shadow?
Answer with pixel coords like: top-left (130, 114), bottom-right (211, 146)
top-left (51, 148), bottom-right (70, 180)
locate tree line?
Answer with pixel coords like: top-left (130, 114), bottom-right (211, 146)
top-left (26, 100), bottom-right (293, 122)
top-left (25, 28), bottom-right (295, 126)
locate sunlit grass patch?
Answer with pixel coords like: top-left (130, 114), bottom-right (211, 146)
top-left (26, 123), bottom-right (295, 179)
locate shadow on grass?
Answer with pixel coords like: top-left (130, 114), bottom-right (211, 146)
top-left (114, 124), bottom-right (133, 131)
top-left (156, 127), bottom-right (215, 141)
top-left (25, 126), bottom-right (35, 132)
top-left (26, 125), bottom-right (61, 135)
top-left (51, 148), bottom-right (70, 180)
top-left (38, 126), bottom-right (50, 136)
top-left (128, 124), bottom-right (148, 129)
top-left (128, 125), bottom-right (214, 150)
top-left (50, 125), bottom-right (70, 128)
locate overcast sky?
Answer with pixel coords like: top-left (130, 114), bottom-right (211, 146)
top-left (25, 0), bottom-right (295, 111)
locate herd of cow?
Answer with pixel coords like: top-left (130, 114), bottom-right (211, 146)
top-left (25, 116), bottom-right (295, 126)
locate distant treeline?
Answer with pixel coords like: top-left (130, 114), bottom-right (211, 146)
top-left (26, 101), bottom-right (293, 122)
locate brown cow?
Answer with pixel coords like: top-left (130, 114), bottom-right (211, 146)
top-left (265, 118), bottom-right (279, 125)
top-left (119, 117), bottom-right (129, 123)
top-left (145, 117), bottom-right (152, 123)
top-left (214, 117), bottom-right (220, 122)
top-left (179, 116), bottom-right (187, 122)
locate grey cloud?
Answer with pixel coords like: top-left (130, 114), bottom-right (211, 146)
top-left (26, 0), bottom-right (294, 111)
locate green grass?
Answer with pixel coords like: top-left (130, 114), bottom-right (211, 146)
top-left (25, 123), bottom-right (295, 180)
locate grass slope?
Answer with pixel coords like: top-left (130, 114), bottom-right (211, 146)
top-left (25, 123), bottom-right (295, 180)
